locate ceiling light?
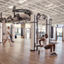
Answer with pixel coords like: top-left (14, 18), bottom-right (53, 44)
top-left (18, 0), bottom-right (27, 4)
top-left (47, 5), bottom-right (57, 9)
top-left (8, 6), bottom-right (13, 9)
top-left (45, 3), bottom-right (53, 7)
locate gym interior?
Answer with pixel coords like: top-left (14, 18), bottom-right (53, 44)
top-left (0, 0), bottom-right (64, 64)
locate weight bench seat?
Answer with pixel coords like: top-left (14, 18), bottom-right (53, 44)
top-left (36, 44), bottom-right (43, 47)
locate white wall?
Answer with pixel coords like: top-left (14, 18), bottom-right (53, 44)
top-left (0, 23), bottom-right (2, 42)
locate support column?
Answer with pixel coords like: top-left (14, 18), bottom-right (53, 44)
top-left (30, 15), bottom-right (37, 50)
top-left (51, 26), bottom-right (54, 38)
top-left (0, 12), bottom-right (2, 43)
top-left (49, 19), bottom-right (52, 42)
top-left (2, 19), bottom-right (7, 43)
top-left (56, 27), bottom-right (57, 41)
top-left (62, 26), bottom-right (64, 41)
top-left (21, 23), bottom-right (25, 38)
top-left (31, 23), bottom-right (34, 50)
top-left (0, 22), bottom-right (2, 43)
top-left (50, 26), bottom-right (57, 41)
top-left (53, 25), bottom-right (57, 41)
top-left (10, 23), bottom-right (15, 42)
top-left (46, 17), bottom-right (51, 43)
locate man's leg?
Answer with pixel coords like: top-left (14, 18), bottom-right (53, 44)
top-left (3, 39), bottom-right (7, 46)
top-left (47, 44), bottom-right (55, 52)
top-left (8, 39), bottom-right (13, 47)
top-left (39, 40), bottom-right (41, 45)
top-left (50, 44), bottom-right (57, 56)
top-left (50, 45), bottom-right (53, 52)
top-left (45, 44), bottom-right (57, 56)
top-left (39, 40), bottom-right (43, 47)
top-left (53, 44), bottom-right (55, 51)
top-left (44, 45), bottom-right (53, 52)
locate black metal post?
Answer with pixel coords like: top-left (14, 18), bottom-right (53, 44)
top-left (1, 12), bottom-right (2, 19)
top-left (46, 19), bottom-right (48, 34)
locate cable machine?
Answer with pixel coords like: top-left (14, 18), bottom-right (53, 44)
top-left (30, 13), bottom-right (52, 51)
top-left (0, 6), bottom-right (52, 52)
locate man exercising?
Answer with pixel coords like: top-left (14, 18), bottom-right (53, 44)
top-left (39, 34), bottom-right (57, 55)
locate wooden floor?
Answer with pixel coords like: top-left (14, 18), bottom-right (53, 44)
top-left (0, 38), bottom-right (64, 64)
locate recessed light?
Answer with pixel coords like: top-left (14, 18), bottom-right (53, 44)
top-left (45, 3), bottom-right (53, 7)
top-left (8, 6), bottom-right (13, 9)
top-left (18, 0), bottom-right (27, 4)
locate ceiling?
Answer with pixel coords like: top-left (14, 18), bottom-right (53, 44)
top-left (0, 0), bottom-right (64, 24)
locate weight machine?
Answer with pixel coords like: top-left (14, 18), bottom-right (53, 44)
top-left (12, 7), bottom-right (52, 51)
top-left (30, 13), bottom-right (52, 51)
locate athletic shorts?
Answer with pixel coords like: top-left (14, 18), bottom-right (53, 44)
top-left (7, 35), bottom-right (10, 39)
top-left (44, 45), bottom-right (51, 49)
